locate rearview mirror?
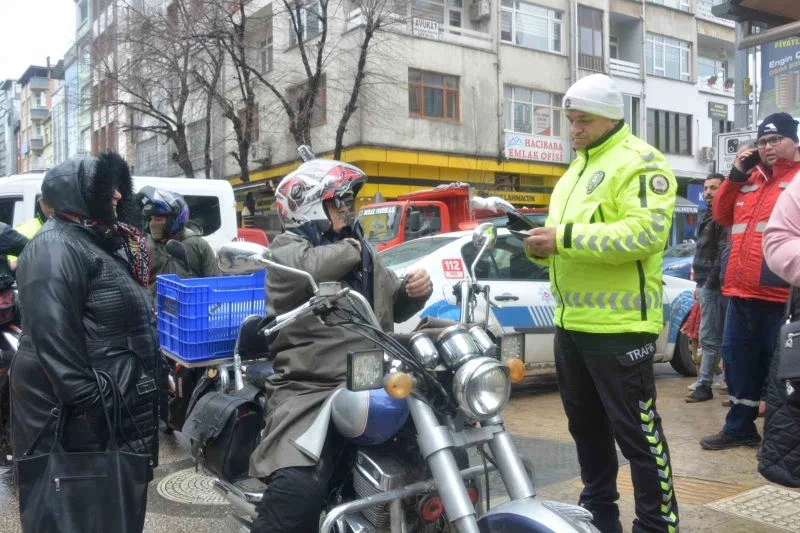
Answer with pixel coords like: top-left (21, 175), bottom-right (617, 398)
top-left (218, 242), bottom-right (271, 275)
top-left (472, 223), bottom-right (497, 251)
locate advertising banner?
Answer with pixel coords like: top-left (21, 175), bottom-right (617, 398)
top-left (759, 37), bottom-right (800, 119)
top-left (504, 132), bottom-right (569, 164)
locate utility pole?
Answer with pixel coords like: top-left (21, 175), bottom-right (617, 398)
top-left (734, 22), bottom-right (750, 129)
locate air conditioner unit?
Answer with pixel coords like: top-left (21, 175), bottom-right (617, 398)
top-left (699, 146), bottom-right (716, 163)
top-left (469, 0), bottom-right (491, 22)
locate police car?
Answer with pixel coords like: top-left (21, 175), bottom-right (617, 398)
top-left (380, 229), bottom-right (697, 379)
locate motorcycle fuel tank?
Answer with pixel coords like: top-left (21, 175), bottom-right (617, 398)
top-left (331, 388), bottom-right (409, 445)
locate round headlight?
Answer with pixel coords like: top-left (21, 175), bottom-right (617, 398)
top-left (436, 325), bottom-right (481, 368)
top-left (409, 332), bottom-right (440, 368)
top-left (452, 357), bottom-right (511, 420)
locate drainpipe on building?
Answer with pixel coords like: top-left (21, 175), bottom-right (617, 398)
top-left (570, 0), bottom-right (578, 83)
top-left (640, 0), bottom-right (647, 138)
top-left (495, 4), bottom-right (504, 161)
top-left (734, 23), bottom-right (750, 129)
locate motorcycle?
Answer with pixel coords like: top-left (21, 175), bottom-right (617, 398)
top-left (187, 224), bottom-right (598, 533)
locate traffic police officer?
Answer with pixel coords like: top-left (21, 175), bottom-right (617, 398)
top-left (524, 74), bottom-right (679, 533)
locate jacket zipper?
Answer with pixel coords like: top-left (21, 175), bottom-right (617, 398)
top-left (54, 474), bottom-right (108, 492)
top-left (553, 152), bottom-right (590, 327)
top-left (636, 260), bottom-right (647, 321)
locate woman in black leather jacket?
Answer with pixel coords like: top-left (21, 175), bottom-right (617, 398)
top-left (10, 153), bottom-right (160, 531)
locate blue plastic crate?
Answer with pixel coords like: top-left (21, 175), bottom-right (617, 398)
top-left (156, 271), bottom-right (266, 363)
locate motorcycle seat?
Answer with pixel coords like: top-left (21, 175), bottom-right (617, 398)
top-left (245, 361), bottom-right (275, 389)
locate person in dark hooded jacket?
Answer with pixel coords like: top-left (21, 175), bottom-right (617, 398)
top-left (10, 152), bottom-right (160, 532)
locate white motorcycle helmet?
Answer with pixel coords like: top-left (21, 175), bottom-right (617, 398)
top-left (275, 159), bottom-right (367, 231)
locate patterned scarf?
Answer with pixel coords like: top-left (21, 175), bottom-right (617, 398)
top-left (55, 212), bottom-right (151, 288)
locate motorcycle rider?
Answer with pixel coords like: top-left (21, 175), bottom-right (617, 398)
top-left (250, 159), bottom-right (433, 533)
top-left (137, 186), bottom-right (220, 296)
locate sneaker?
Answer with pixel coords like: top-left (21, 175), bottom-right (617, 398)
top-left (712, 374), bottom-right (727, 391)
top-left (700, 431), bottom-right (761, 450)
top-left (688, 379), bottom-right (702, 391)
top-left (686, 385), bottom-right (713, 403)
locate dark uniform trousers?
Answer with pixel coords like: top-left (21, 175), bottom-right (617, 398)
top-left (555, 328), bottom-right (679, 533)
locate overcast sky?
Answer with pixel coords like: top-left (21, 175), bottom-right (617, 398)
top-left (0, 0), bottom-right (76, 81)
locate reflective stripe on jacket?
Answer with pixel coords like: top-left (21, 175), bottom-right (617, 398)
top-left (712, 157), bottom-right (799, 303)
top-left (539, 123), bottom-right (676, 334)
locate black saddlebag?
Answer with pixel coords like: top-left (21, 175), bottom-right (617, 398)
top-left (182, 384), bottom-right (264, 481)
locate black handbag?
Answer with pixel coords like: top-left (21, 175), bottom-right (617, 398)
top-left (181, 384), bottom-right (264, 481)
top-left (15, 369), bottom-right (153, 533)
top-left (777, 287), bottom-right (800, 381)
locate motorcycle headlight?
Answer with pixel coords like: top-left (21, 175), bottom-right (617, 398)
top-left (452, 356), bottom-right (511, 420)
top-left (409, 332), bottom-right (439, 368)
top-left (436, 325), bottom-right (481, 368)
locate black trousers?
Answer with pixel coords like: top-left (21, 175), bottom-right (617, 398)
top-left (555, 328), bottom-right (679, 533)
top-left (251, 432), bottom-right (349, 533)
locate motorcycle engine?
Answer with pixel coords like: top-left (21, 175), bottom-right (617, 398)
top-left (352, 450), bottom-right (409, 528)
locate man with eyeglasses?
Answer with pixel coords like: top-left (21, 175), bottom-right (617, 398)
top-left (700, 112), bottom-right (800, 450)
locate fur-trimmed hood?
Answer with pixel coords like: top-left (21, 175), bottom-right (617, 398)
top-left (41, 151), bottom-right (136, 226)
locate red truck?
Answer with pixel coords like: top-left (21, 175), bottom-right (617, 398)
top-left (358, 183), bottom-right (520, 251)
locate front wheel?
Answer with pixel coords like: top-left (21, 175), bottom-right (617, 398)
top-left (669, 330), bottom-right (697, 377)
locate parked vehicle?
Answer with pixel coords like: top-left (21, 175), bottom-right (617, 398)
top-left (379, 229), bottom-right (698, 378)
top-left (358, 183), bottom-right (514, 252)
top-left (186, 239), bottom-right (599, 533)
top-left (662, 242), bottom-right (695, 280)
top-left (0, 174), bottom-right (238, 251)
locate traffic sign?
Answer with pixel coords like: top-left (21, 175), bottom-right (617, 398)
top-left (716, 130), bottom-right (757, 175)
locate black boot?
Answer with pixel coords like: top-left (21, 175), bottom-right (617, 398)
top-left (580, 502), bottom-right (623, 533)
top-left (686, 384), bottom-right (713, 403)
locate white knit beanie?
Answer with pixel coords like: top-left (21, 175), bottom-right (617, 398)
top-left (562, 74), bottom-right (624, 120)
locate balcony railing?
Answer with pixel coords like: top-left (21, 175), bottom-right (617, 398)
top-left (610, 58), bottom-right (642, 79)
top-left (696, 0), bottom-right (735, 27)
top-left (30, 107), bottom-right (49, 121)
top-left (697, 77), bottom-right (734, 96)
top-left (29, 138), bottom-right (43, 151)
top-left (579, 54), bottom-right (604, 73)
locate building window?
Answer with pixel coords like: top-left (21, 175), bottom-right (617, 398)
top-left (409, 68), bottom-right (460, 121)
top-left (623, 94), bottom-right (640, 136)
top-left (578, 5), bottom-right (603, 72)
top-left (500, 0), bottom-right (562, 53)
top-left (503, 85), bottom-right (561, 135)
top-left (260, 37), bottom-right (273, 73)
top-left (711, 118), bottom-right (733, 139)
top-left (288, 1), bottom-right (323, 45)
top-left (610, 35), bottom-right (618, 60)
top-left (647, 109), bottom-right (692, 155)
top-left (287, 79), bottom-right (327, 126)
top-left (410, 0), bottom-right (463, 27)
top-left (78, 0), bottom-right (89, 24)
top-left (647, 0), bottom-right (691, 12)
top-left (698, 56), bottom-right (727, 82)
top-left (646, 33), bottom-right (691, 81)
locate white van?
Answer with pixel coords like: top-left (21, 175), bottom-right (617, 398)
top-left (0, 174), bottom-right (238, 251)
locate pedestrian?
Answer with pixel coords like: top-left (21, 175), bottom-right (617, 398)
top-left (686, 173), bottom-right (728, 402)
top-left (523, 73), bottom-right (678, 533)
top-left (700, 112), bottom-right (800, 450)
top-left (249, 159), bottom-right (432, 532)
top-left (137, 186), bottom-right (220, 297)
top-left (11, 153), bottom-right (160, 532)
top-left (758, 164), bottom-right (800, 486)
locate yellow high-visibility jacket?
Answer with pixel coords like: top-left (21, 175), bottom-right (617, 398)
top-left (536, 123), bottom-right (676, 334)
top-left (7, 217), bottom-right (43, 262)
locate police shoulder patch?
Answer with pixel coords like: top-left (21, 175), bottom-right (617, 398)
top-left (649, 174), bottom-right (669, 195)
top-left (586, 171), bottom-right (605, 194)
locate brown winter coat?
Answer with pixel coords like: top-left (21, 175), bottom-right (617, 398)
top-left (249, 231), bottom-right (427, 478)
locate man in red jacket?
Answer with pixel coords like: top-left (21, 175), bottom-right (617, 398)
top-left (701, 112), bottom-right (800, 450)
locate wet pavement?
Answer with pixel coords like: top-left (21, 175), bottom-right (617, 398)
top-left (0, 365), bottom-right (798, 532)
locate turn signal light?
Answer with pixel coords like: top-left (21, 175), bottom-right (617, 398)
top-left (385, 372), bottom-right (413, 399)
top-left (505, 357), bottom-right (525, 383)
top-left (206, 367), bottom-right (218, 379)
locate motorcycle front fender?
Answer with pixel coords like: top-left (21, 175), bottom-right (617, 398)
top-left (478, 498), bottom-right (599, 533)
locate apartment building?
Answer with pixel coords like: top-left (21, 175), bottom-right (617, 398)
top-left (16, 64), bottom-right (64, 174)
top-left (0, 80), bottom-right (21, 177)
top-left (206, 0), bottom-right (737, 210)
